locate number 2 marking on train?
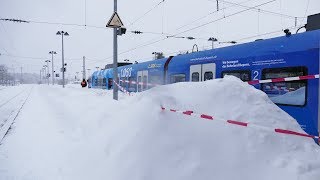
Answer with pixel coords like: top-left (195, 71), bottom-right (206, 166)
top-left (253, 71), bottom-right (259, 80)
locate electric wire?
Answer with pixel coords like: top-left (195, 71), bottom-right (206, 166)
top-left (215, 0), bottom-right (304, 19)
top-left (172, 0), bottom-right (276, 38)
top-left (127, 0), bottom-right (166, 27)
top-left (176, 0), bottom-right (256, 30)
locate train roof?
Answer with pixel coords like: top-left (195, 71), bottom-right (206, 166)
top-left (169, 29), bottom-right (320, 66)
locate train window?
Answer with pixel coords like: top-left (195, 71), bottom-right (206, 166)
top-left (204, 72), bottom-right (213, 81)
top-left (192, 72), bottom-right (199, 82)
top-left (222, 70), bottom-right (251, 81)
top-left (149, 75), bottom-right (162, 85)
top-left (128, 77), bottom-right (136, 92)
top-left (143, 75), bottom-right (148, 90)
top-left (170, 74), bottom-right (186, 83)
top-left (261, 66), bottom-right (307, 106)
top-left (138, 76), bottom-right (142, 92)
top-left (108, 78), bottom-right (113, 89)
top-left (119, 78), bottom-right (123, 87)
top-left (102, 78), bottom-right (107, 89)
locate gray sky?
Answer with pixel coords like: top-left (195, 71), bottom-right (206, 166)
top-left (0, 0), bottom-right (319, 79)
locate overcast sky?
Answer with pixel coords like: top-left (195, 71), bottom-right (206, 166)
top-left (0, 0), bottom-right (319, 79)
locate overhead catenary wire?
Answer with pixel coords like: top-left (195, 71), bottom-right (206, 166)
top-left (215, 0), bottom-right (305, 19)
top-left (176, 0), bottom-right (257, 30)
top-left (172, 0), bottom-right (277, 38)
top-left (127, 0), bottom-right (166, 28)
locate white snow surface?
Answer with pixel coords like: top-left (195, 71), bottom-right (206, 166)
top-left (270, 87), bottom-right (306, 105)
top-left (0, 76), bottom-right (320, 180)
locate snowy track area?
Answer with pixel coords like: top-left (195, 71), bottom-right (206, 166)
top-left (0, 85), bottom-right (33, 142)
top-left (0, 77), bottom-right (320, 180)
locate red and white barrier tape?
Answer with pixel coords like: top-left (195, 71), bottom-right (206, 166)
top-left (161, 106), bottom-right (320, 140)
top-left (247, 74), bottom-right (320, 85)
top-left (113, 80), bottom-right (132, 96)
top-left (118, 74), bottom-right (319, 88)
top-left (119, 79), bottom-right (160, 87)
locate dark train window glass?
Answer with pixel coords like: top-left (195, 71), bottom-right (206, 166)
top-left (149, 75), bottom-right (162, 85)
top-left (222, 70), bottom-right (251, 81)
top-left (170, 74), bottom-right (186, 83)
top-left (204, 72), bottom-right (213, 81)
top-left (108, 78), bottom-right (113, 89)
top-left (192, 72), bottom-right (199, 82)
top-left (102, 78), bottom-right (107, 89)
top-left (138, 76), bottom-right (142, 92)
top-left (143, 75), bottom-right (148, 90)
top-left (261, 66), bottom-right (307, 106)
top-left (128, 77), bottom-right (136, 92)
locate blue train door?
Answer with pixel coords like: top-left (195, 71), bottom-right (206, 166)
top-left (137, 70), bottom-right (148, 92)
top-left (190, 63), bottom-right (216, 82)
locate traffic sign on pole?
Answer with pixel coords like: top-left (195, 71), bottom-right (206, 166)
top-left (106, 12), bottom-right (124, 28)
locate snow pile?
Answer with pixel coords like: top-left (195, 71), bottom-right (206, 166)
top-left (0, 77), bottom-right (320, 180)
top-left (270, 87), bottom-right (306, 105)
top-left (101, 76), bottom-right (320, 180)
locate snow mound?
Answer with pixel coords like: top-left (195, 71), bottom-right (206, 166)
top-left (1, 77), bottom-right (320, 180)
top-left (101, 76), bottom-right (320, 180)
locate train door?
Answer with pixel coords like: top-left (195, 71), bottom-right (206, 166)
top-left (137, 70), bottom-right (148, 92)
top-left (190, 64), bottom-right (201, 82)
top-left (142, 70), bottom-right (148, 91)
top-left (190, 63), bottom-right (216, 82)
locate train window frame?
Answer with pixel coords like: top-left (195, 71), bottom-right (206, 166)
top-left (261, 66), bottom-right (308, 107)
top-left (138, 76), bottom-right (142, 92)
top-left (192, 72), bottom-right (200, 82)
top-left (143, 75), bottom-right (148, 90)
top-left (221, 70), bottom-right (251, 81)
top-left (128, 77), bottom-right (136, 91)
top-left (108, 78), bottom-right (113, 90)
top-left (204, 71), bottom-right (213, 81)
top-left (170, 73), bottom-right (186, 83)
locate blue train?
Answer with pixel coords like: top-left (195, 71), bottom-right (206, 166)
top-left (91, 28), bottom-right (320, 140)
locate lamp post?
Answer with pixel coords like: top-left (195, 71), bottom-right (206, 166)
top-left (76, 72), bottom-right (79, 81)
top-left (40, 69), bottom-right (42, 84)
top-left (45, 60), bottom-right (51, 85)
top-left (49, 51), bottom-right (57, 85)
top-left (208, 37), bottom-right (218, 49)
top-left (56, 31), bottom-right (69, 88)
top-left (43, 65), bottom-right (47, 84)
top-left (87, 69), bottom-right (91, 78)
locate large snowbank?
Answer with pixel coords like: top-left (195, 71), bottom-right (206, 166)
top-left (0, 77), bottom-right (320, 180)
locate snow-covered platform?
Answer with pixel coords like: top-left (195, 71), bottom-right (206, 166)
top-left (0, 78), bottom-right (320, 180)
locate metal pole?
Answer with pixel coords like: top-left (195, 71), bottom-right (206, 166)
top-left (83, 56), bottom-right (86, 80)
top-left (216, 0), bottom-right (219, 11)
top-left (62, 33), bottom-right (65, 88)
top-left (212, 41), bottom-right (214, 49)
top-left (20, 67), bottom-right (22, 84)
top-left (51, 53), bottom-right (54, 85)
top-left (46, 61), bottom-right (49, 85)
top-left (40, 70), bottom-right (42, 84)
top-left (113, 0), bottom-right (118, 100)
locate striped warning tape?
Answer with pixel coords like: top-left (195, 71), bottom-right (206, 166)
top-left (119, 79), bottom-right (160, 87)
top-left (113, 80), bottom-right (132, 96)
top-left (247, 74), bottom-right (320, 85)
top-left (161, 106), bottom-right (320, 140)
top-left (119, 74), bottom-right (319, 88)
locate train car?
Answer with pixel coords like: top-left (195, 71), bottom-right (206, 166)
top-left (99, 59), bottom-right (168, 92)
top-left (165, 30), bottom-right (320, 138)
top-left (91, 29), bottom-right (320, 139)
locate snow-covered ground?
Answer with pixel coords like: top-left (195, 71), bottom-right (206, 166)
top-left (0, 77), bottom-right (320, 180)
